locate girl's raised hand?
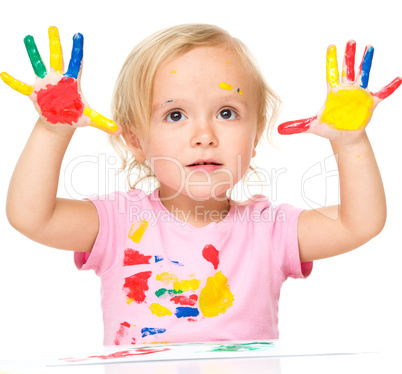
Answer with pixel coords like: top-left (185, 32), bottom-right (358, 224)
top-left (278, 41), bottom-right (401, 140)
top-left (1, 26), bottom-right (121, 135)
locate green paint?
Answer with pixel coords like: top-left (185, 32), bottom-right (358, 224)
top-left (155, 288), bottom-right (183, 298)
top-left (207, 342), bottom-right (274, 352)
top-left (24, 35), bottom-right (47, 78)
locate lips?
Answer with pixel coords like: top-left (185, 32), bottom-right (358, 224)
top-left (187, 158), bottom-right (222, 167)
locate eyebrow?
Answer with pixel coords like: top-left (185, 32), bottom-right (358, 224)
top-left (152, 95), bottom-right (249, 112)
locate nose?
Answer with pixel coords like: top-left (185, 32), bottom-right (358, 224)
top-left (190, 120), bottom-right (219, 148)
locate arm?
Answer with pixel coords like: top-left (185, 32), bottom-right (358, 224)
top-left (7, 120), bottom-right (99, 252)
top-left (298, 134), bottom-right (386, 261)
top-left (3, 27), bottom-right (121, 252)
top-left (278, 41), bottom-right (400, 262)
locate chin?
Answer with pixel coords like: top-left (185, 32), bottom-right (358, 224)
top-left (183, 185), bottom-right (230, 202)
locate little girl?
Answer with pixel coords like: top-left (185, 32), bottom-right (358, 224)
top-left (3, 24), bottom-right (400, 346)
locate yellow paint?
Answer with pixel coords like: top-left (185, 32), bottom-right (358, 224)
top-left (149, 303), bottom-right (173, 317)
top-left (156, 272), bottom-right (179, 285)
top-left (127, 298), bottom-right (133, 305)
top-left (84, 107), bottom-right (120, 134)
top-left (171, 70), bottom-right (177, 73)
top-left (48, 26), bottom-right (63, 73)
top-left (127, 219), bottom-right (148, 243)
top-left (237, 89), bottom-right (243, 95)
top-left (1, 72), bottom-right (34, 95)
top-left (326, 45), bottom-right (339, 87)
top-left (320, 86), bottom-right (374, 131)
top-left (173, 278), bottom-right (201, 292)
top-left (219, 82), bottom-right (233, 91)
top-left (225, 61), bottom-right (231, 64)
top-left (199, 271), bottom-right (234, 318)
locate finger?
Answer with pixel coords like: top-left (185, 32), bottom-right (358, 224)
top-left (373, 77), bottom-right (402, 100)
top-left (24, 35), bottom-right (47, 78)
top-left (83, 107), bottom-right (121, 135)
top-left (326, 45), bottom-right (339, 88)
top-left (358, 46), bottom-right (374, 89)
top-left (48, 26), bottom-right (63, 73)
top-left (64, 33), bottom-right (84, 79)
top-left (277, 116), bottom-right (316, 135)
top-left (1, 72), bottom-right (34, 95)
top-left (341, 40), bottom-right (356, 83)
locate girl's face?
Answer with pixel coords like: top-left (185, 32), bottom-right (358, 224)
top-left (137, 45), bottom-right (260, 201)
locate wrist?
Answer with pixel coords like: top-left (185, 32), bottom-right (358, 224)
top-left (36, 117), bottom-right (76, 138)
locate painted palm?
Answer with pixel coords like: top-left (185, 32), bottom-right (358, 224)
top-left (278, 41), bottom-right (401, 138)
top-left (1, 26), bottom-right (120, 135)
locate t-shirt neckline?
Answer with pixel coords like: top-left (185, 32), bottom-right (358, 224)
top-left (151, 188), bottom-right (234, 231)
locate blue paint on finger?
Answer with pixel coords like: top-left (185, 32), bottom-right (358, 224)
top-left (360, 46), bottom-right (374, 89)
top-left (64, 33), bottom-right (84, 79)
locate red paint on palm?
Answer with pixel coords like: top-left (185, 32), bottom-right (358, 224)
top-left (202, 244), bottom-right (219, 269)
top-left (36, 77), bottom-right (84, 124)
top-left (123, 248), bottom-right (152, 266)
top-left (277, 116), bottom-right (315, 135)
top-left (123, 271), bottom-right (152, 303)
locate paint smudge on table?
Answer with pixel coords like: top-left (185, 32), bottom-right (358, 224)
top-left (206, 341), bottom-right (274, 352)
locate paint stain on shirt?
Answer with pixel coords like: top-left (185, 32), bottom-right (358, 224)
top-left (199, 271), bottom-right (234, 318)
top-left (141, 327), bottom-right (167, 338)
top-left (128, 219), bottom-right (149, 243)
top-left (175, 307), bottom-right (200, 318)
top-left (123, 248), bottom-right (152, 266)
top-left (202, 244), bottom-right (219, 269)
top-left (114, 321), bottom-right (131, 345)
top-left (170, 294), bottom-right (198, 306)
top-left (123, 271), bottom-right (152, 304)
top-left (149, 303), bottom-right (173, 317)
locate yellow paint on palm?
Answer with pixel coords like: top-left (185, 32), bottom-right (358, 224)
top-left (320, 86), bottom-right (374, 130)
top-left (149, 303), bottom-right (172, 317)
top-left (219, 82), bottom-right (233, 91)
top-left (1, 72), bottom-right (34, 95)
top-left (48, 26), bottom-right (63, 73)
top-left (326, 45), bottom-right (339, 88)
top-left (127, 219), bottom-right (149, 243)
top-left (199, 271), bottom-right (234, 318)
top-left (173, 278), bottom-right (201, 292)
top-left (84, 107), bottom-right (120, 134)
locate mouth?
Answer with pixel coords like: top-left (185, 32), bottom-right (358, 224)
top-left (186, 158), bottom-right (222, 167)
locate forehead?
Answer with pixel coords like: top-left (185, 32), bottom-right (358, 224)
top-left (152, 45), bottom-right (257, 103)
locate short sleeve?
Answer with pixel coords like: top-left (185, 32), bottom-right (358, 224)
top-left (269, 203), bottom-right (313, 280)
top-left (74, 193), bottom-right (124, 276)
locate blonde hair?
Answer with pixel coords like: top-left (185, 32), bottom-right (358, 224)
top-left (109, 23), bottom-right (281, 198)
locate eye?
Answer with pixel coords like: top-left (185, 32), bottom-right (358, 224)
top-left (217, 108), bottom-right (237, 120)
top-left (166, 110), bottom-right (187, 122)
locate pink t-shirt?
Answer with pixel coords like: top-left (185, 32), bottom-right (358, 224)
top-left (75, 188), bottom-right (312, 345)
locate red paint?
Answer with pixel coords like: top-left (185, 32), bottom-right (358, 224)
top-left (373, 77), bottom-right (402, 100)
top-left (344, 41), bottom-right (356, 81)
top-left (187, 318), bottom-right (197, 322)
top-left (170, 294), bottom-right (198, 306)
top-left (123, 271), bottom-right (152, 303)
top-left (123, 248), bottom-right (152, 266)
top-left (357, 46), bottom-right (368, 77)
top-left (60, 348), bottom-right (171, 363)
top-left (114, 321), bottom-right (131, 345)
top-left (277, 116), bottom-right (315, 135)
top-left (202, 244), bottom-right (219, 269)
top-left (36, 77), bottom-right (84, 124)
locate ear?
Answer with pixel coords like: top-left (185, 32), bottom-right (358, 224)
top-left (124, 132), bottom-right (146, 163)
top-left (252, 128), bottom-right (261, 158)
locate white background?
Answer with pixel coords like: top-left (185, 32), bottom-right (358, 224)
top-left (0, 0), bottom-right (401, 358)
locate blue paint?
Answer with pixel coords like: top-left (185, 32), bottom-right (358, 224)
top-left (141, 327), bottom-right (167, 337)
top-left (170, 259), bottom-right (184, 266)
top-left (155, 255), bottom-right (164, 263)
top-left (64, 33), bottom-right (84, 79)
top-left (360, 46), bottom-right (374, 89)
top-left (175, 307), bottom-right (200, 318)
